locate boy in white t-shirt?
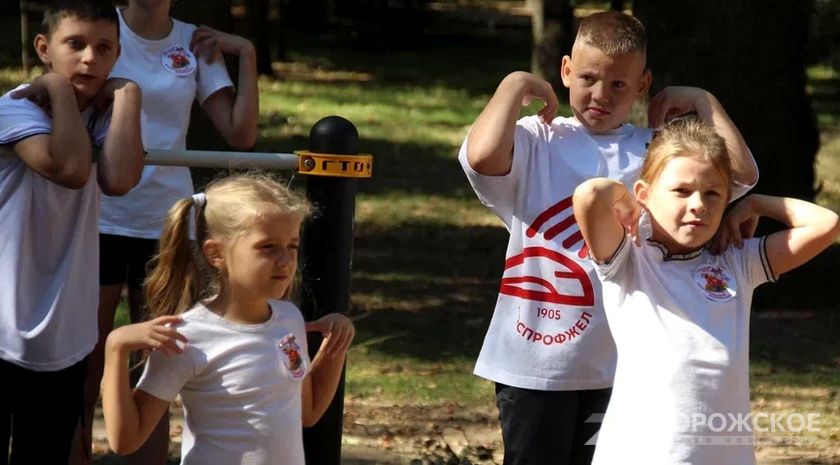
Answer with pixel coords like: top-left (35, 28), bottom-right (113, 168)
top-left (458, 11), bottom-right (759, 464)
top-left (0, 0), bottom-right (144, 462)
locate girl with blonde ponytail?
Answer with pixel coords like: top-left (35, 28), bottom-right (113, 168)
top-left (101, 174), bottom-right (354, 465)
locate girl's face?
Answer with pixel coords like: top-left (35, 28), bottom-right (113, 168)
top-left (214, 212), bottom-right (302, 301)
top-left (635, 154), bottom-right (729, 254)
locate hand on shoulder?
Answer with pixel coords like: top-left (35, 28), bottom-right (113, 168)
top-left (190, 25), bottom-right (255, 64)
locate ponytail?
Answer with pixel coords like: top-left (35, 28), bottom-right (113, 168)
top-left (145, 197), bottom-right (205, 319)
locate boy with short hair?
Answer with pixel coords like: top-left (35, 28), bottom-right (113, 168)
top-left (0, 0), bottom-right (144, 461)
top-left (459, 11), bottom-right (758, 464)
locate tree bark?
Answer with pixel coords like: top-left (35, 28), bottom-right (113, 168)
top-left (634, 0), bottom-right (818, 201)
top-left (248, 0), bottom-right (274, 75)
top-left (531, 0), bottom-right (574, 103)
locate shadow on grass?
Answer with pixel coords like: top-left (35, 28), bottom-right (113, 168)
top-left (347, 223), bottom-right (508, 361)
top-left (281, 32), bottom-right (531, 98)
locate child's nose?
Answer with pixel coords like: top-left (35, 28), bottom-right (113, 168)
top-left (592, 82), bottom-right (610, 102)
top-left (81, 46), bottom-right (96, 64)
top-left (689, 193), bottom-right (707, 213)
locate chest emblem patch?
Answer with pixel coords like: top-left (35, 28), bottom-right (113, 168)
top-left (693, 264), bottom-right (737, 302)
top-left (161, 45), bottom-right (196, 77)
top-left (279, 334), bottom-right (306, 379)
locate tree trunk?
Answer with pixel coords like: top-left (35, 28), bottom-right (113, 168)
top-left (634, 0), bottom-right (818, 202)
top-left (284, 0), bottom-right (329, 32)
top-left (531, 0), bottom-right (574, 103)
top-left (248, 0), bottom-right (274, 75)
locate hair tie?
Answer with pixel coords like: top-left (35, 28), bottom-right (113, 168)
top-left (192, 192), bottom-right (206, 208)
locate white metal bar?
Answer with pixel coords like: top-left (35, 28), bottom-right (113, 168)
top-left (0, 147), bottom-right (301, 171)
top-left (143, 149), bottom-right (300, 170)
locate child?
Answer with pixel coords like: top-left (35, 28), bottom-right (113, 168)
top-left (573, 118), bottom-right (840, 464)
top-left (79, 0), bottom-right (260, 461)
top-left (101, 174), bottom-right (354, 465)
top-left (458, 11), bottom-right (759, 464)
top-left (0, 0), bottom-right (144, 461)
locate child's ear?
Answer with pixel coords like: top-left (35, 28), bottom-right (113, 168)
top-left (560, 55), bottom-right (573, 89)
top-left (637, 69), bottom-right (652, 99)
top-left (634, 180), bottom-right (649, 208)
top-left (202, 239), bottom-right (225, 270)
top-left (34, 34), bottom-right (50, 67)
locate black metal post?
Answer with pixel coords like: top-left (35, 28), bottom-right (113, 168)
top-left (300, 116), bottom-right (360, 465)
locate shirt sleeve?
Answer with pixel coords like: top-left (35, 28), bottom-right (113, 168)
top-left (458, 116), bottom-right (541, 226)
top-left (0, 88), bottom-right (52, 146)
top-left (730, 148), bottom-right (759, 202)
top-left (592, 233), bottom-right (633, 282)
top-left (194, 46), bottom-right (234, 105)
top-left (136, 338), bottom-right (196, 402)
top-left (733, 236), bottom-right (777, 290)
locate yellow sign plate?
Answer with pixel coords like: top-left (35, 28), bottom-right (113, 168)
top-left (295, 151), bottom-right (373, 178)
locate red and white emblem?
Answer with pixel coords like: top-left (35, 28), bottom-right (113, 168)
top-left (161, 45), bottom-right (196, 77)
top-left (693, 264), bottom-right (736, 302)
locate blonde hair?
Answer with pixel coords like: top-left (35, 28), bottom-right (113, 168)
top-left (640, 117), bottom-right (733, 191)
top-left (145, 173), bottom-right (311, 319)
top-left (575, 11), bottom-right (646, 56)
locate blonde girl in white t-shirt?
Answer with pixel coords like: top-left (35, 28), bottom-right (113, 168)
top-left (78, 0), bottom-right (260, 462)
top-left (100, 174), bottom-right (354, 465)
top-left (572, 118), bottom-right (840, 465)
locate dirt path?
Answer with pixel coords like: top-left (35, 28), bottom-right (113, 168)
top-left (90, 397), bottom-right (839, 464)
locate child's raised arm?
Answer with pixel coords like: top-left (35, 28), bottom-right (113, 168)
top-left (648, 87), bottom-right (758, 187)
top-left (573, 178), bottom-right (641, 263)
top-left (96, 78), bottom-right (144, 196)
top-left (301, 314), bottom-right (355, 427)
top-left (466, 72), bottom-right (558, 176)
top-left (102, 316), bottom-right (188, 455)
top-left (10, 73), bottom-right (92, 189)
top-left (720, 194), bottom-right (840, 276)
top-left (191, 26), bottom-right (259, 151)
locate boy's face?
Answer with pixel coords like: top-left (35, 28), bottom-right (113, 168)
top-left (561, 43), bottom-right (651, 133)
top-left (35, 15), bottom-right (120, 107)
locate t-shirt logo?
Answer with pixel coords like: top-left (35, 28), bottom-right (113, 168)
top-left (500, 195), bottom-right (594, 306)
top-left (693, 264), bottom-right (737, 301)
top-left (161, 45), bottom-right (196, 77)
top-left (279, 334), bottom-right (306, 379)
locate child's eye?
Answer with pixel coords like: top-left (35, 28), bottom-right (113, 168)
top-left (288, 244), bottom-right (300, 251)
top-left (68, 40), bottom-right (83, 50)
top-left (613, 81), bottom-right (626, 89)
top-left (672, 188), bottom-right (690, 195)
top-left (705, 191), bottom-right (721, 197)
top-left (581, 75), bottom-right (595, 83)
top-left (98, 44), bottom-right (112, 53)
top-left (260, 244), bottom-right (275, 251)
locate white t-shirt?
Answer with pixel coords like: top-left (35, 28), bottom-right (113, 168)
top-left (0, 85), bottom-right (109, 371)
top-left (137, 300), bottom-right (310, 465)
top-left (591, 236), bottom-right (775, 465)
top-left (99, 8), bottom-right (234, 239)
top-left (459, 116), bottom-right (757, 391)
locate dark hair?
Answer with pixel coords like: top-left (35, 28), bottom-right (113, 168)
top-left (575, 11), bottom-right (646, 56)
top-left (41, 0), bottom-right (120, 38)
